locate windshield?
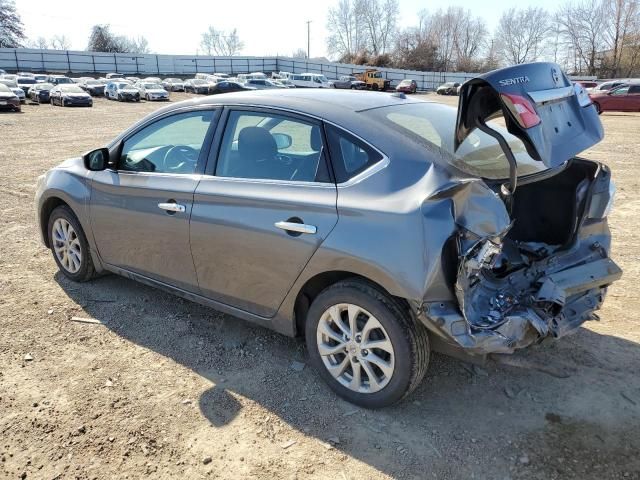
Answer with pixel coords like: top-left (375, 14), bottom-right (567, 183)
top-left (60, 85), bottom-right (84, 93)
top-left (144, 83), bottom-right (162, 89)
top-left (367, 102), bottom-right (550, 180)
top-left (37, 83), bottom-right (54, 90)
top-left (18, 78), bottom-right (36, 84)
top-left (192, 79), bottom-right (206, 85)
top-left (399, 80), bottom-right (411, 85)
top-left (86, 80), bottom-right (101, 85)
top-left (116, 83), bottom-right (131, 89)
top-left (56, 77), bottom-right (73, 84)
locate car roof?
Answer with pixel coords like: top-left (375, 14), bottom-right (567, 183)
top-left (173, 89), bottom-right (427, 119)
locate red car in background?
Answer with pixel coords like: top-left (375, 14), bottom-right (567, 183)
top-left (396, 79), bottom-right (417, 94)
top-left (589, 82), bottom-right (640, 113)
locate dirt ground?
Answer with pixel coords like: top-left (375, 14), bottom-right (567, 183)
top-left (0, 91), bottom-right (639, 480)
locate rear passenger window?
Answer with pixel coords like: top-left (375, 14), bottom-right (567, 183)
top-left (325, 125), bottom-right (383, 183)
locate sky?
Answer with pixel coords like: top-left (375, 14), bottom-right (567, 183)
top-left (16, 0), bottom-right (561, 58)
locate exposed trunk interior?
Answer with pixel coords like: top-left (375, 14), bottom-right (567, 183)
top-left (506, 159), bottom-right (598, 247)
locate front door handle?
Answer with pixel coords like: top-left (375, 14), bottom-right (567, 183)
top-left (158, 202), bottom-right (186, 213)
top-left (275, 221), bottom-right (317, 235)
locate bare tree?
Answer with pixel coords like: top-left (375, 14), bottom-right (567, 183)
top-left (453, 10), bottom-right (489, 71)
top-left (604, 0), bottom-right (640, 76)
top-left (200, 27), bottom-right (244, 56)
top-left (556, 0), bottom-right (607, 75)
top-left (355, 0), bottom-right (399, 55)
top-left (0, 0), bottom-right (25, 48)
top-left (27, 36), bottom-right (49, 49)
top-left (326, 0), bottom-right (364, 59)
top-left (495, 7), bottom-right (551, 64)
top-left (50, 34), bottom-right (71, 50)
top-left (291, 48), bottom-right (307, 58)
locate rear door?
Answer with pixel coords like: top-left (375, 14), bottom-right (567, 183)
top-left (630, 85), bottom-right (640, 109)
top-left (190, 108), bottom-right (338, 317)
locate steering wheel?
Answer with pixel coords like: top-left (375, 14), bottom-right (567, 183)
top-left (163, 145), bottom-right (199, 172)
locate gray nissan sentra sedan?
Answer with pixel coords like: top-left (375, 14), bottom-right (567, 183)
top-left (36, 63), bottom-right (621, 407)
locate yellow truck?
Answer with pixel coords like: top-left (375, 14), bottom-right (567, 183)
top-left (354, 69), bottom-right (390, 91)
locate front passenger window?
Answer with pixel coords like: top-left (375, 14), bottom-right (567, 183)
top-left (119, 110), bottom-right (215, 174)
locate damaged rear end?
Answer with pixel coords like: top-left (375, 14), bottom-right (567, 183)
top-left (424, 63), bottom-right (621, 355)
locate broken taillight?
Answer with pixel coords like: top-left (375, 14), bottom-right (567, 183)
top-left (500, 93), bottom-right (541, 129)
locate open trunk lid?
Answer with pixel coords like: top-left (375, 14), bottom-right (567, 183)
top-left (455, 62), bottom-right (604, 170)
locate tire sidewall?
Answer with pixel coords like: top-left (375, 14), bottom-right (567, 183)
top-left (47, 206), bottom-right (92, 282)
top-left (305, 284), bottom-right (417, 408)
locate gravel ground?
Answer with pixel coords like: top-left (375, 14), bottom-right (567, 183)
top-left (0, 92), bottom-right (639, 480)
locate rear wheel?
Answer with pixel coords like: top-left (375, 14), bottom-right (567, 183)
top-left (305, 279), bottom-right (430, 408)
top-left (47, 206), bottom-right (96, 282)
top-left (371, 83), bottom-right (379, 91)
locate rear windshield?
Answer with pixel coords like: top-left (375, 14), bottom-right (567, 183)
top-left (366, 102), bottom-right (549, 180)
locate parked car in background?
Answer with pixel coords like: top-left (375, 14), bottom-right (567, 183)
top-left (134, 82), bottom-right (170, 101)
top-left (396, 79), bottom-right (418, 94)
top-left (273, 79), bottom-right (296, 88)
top-left (588, 80), bottom-right (627, 93)
top-left (162, 78), bottom-right (185, 92)
top-left (576, 81), bottom-right (598, 89)
top-left (289, 73), bottom-right (332, 88)
top-left (0, 83), bottom-right (21, 111)
top-left (34, 63), bottom-right (620, 408)
top-left (16, 72), bottom-right (34, 78)
top-left (244, 78), bottom-right (285, 89)
top-left (16, 76), bottom-right (37, 94)
top-left (0, 79), bottom-right (25, 103)
top-left (436, 82), bottom-right (460, 95)
top-left (0, 69), bottom-right (6, 75)
top-left (49, 84), bottom-right (93, 107)
top-left (105, 82), bottom-right (141, 102)
top-left (184, 79), bottom-right (210, 94)
top-left (208, 81), bottom-right (256, 95)
top-left (126, 77), bottom-right (140, 83)
top-left (46, 75), bottom-right (74, 85)
top-left (28, 83), bottom-right (54, 103)
top-left (237, 72), bottom-right (267, 82)
top-left (106, 73), bottom-right (124, 79)
top-left (1, 74), bottom-right (17, 82)
top-left (333, 75), bottom-right (367, 90)
top-left (34, 74), bottom-right (48, 83)
top-left (589, 82), bottom-right (640, 113)
top-left (143, 77), bottom-right (162, 84)
top-left (79, 79), bottom-right (106, 96)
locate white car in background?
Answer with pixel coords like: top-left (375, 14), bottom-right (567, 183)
top-left (134, 81), bottom-right (170, 101)
top-left (162, 78), bottom-right (185, 92)
top-left (0, 79), bottom-right (26, 103)
top-left (288, 73), bottom-right (331, 88)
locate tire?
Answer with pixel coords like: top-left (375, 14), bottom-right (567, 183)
top-left (371, 83), bottom-right (379, 91)
top-left (305, 279), bottom-right (430, 408)
top-left (50, 97), bottom-right (55, 105)
top-left (594, 102), bottom-right (602, 115)
top-left (47, 205), bottom-right (96, 282)
top-left (117, 94), bottom-right (122, 101)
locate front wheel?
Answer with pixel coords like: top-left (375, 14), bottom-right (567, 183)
top-left (47, 205), bottom-right (96, 282)
top-left (305, 279), bottom-right (430, 408)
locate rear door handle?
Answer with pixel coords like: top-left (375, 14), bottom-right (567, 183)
top-left (158, 202), bottom-right (186, 213)
top-left (275, 221), bottom-right (317, 235)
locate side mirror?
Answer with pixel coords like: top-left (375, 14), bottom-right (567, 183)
top-left (83, 147), bottom-right (110, 171)
top-left (272, 133), bottom-right (293, 150)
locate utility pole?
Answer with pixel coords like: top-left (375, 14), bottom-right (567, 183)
top-left (306, 20), bottom-right (312, 59)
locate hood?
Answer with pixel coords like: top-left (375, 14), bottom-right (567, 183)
top-left (146, 88), bottom-right (167, 94)
top-left (0, 92), bottom-right (17, 99)
top-left (455, 62), bottom-right (603, 169)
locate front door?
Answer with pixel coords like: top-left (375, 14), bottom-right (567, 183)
top-left (190, 108), bottom-right (338, 317)
top-left (90, 108), bottom-right (218, 292)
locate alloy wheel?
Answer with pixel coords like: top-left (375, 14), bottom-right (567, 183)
top-left (316, 303), bottom-right (395, 393)
top-left (52, 218), bottom-right (82, 274)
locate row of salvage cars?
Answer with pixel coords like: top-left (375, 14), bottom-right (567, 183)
top-left (35, 62), bottom-right (621, 407)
